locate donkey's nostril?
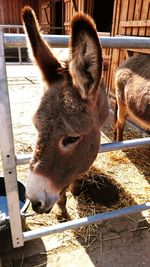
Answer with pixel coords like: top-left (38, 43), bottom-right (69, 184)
top-left (32, 200), bottom-right (44, 213)
top-left (32, 201), bottom-right (42, 209)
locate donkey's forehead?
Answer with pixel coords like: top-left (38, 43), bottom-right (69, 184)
top-left (39, 83), bottom-right (86, 115)
top-left (34, 83), bottom-right (93, 134)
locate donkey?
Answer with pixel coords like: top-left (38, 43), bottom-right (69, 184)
top-left (114, 53), bottom-right (150, 141)
top-left (22, 6), bottom-right (109, 218)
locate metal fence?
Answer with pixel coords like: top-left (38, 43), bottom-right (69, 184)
top-left (0, 25), bottom-right (24, 64)
top-left (0, 28), bottom-right (150, 249)
top-left (3, 33), bottom-right (150, 49)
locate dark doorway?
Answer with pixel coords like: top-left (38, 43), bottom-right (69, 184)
top-left (93, 0), bottom-right (114, 32)
top-left (55, 0), bottom-right (62, 34)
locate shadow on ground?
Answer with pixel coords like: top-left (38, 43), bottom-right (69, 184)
top-left (1, 166), bottom-right (149, 267)
top-left (71, 166), bottom-right (150, 267)
top-left (1, 233), bottom-right (47, 267)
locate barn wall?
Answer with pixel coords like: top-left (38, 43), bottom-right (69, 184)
top-left (64, 0), bottom-right (94, 34)
top-left (39, 0), bottom-right (64, 34)
top-left (0, 0), bottom-right (39, 28)
top-left (106, 0), bottom-right (150, 98)
top-left (104, 0), bottom-right (150, 130)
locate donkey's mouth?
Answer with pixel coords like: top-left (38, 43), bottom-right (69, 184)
top-left (45, 208), bottom-right (52, 214)
top-left (31, 201), bottom-right (53, 214)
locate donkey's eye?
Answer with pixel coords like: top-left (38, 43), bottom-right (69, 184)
top-left (62, 136), bottom-right (80, 147)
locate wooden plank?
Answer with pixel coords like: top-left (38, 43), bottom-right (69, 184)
top-left (102, 48), bottom-right (111, 94)
top-left (111, 0), bottom-right (121, 36)
top-left (146, 1), bottom-right (150, 36)
top-left (85, 0), bottom-right (88, 14)
top-left (127, 48), bottom-right (150, 54)
top-left (119, 0), bottom-right (129, 35)
top-left (132, 0), bottom-right (143, 36)
top-left (85, 0), bottom-right (94, 16)
top-left (64, 0), bottom-right (70, 33)
top-left (72, 0), bottom-right (78, 11)
top-left (120, 20), bottom-right (150, 27)
top-left (87, 0), bottom-right (90, 15)
top-left (98, 32), bottom-right (111, 36)
top-left (79, 0), bottom-right (84, 12)
top-left (109, 49), bottom-right (119, 94)
top-left (62, 0), bottom-right (65, 34)
top-left (126, 0), bottom-right (135, 35)
top-left (139, 0), bottom-right (149, 36)
top-left (107, 0), bottom-right (121, 96)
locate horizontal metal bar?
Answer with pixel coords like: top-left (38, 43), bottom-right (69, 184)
top-left (16, 154), bottom-right (31, 165)
top-left (23, 202), bottom-right (150, 242)
top-left (99, 137), bottom-right (150, 153)
top-left (16, 137), bottom-right (150, 165)
top-left (4, 34), bottom-right (68, 48)
top-left (4, 34), bottom-right (150, 49)
top-left (100, 36), bottom-right (150, 49)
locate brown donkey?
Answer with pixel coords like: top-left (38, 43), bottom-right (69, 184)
top-left (22, 6), bottom-right (109, 218)
top-left (114, 54), bottom-right (150, 141)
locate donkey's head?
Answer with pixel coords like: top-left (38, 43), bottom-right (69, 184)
top-left (22, 6), bottom-right (109, 214)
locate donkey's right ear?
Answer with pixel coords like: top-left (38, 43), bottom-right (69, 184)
top-left (69, 13), bottom-right (103, 100)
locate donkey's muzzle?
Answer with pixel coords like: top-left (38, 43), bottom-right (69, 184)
top-left (26, 170), bottom-right (60, 214)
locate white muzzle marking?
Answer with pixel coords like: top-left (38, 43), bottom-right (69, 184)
top-left (26, 170), bottom-right (59, 210)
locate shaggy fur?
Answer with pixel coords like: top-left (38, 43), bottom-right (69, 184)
top-left (22, 6), bottom-right (109, 217)
top-left (114, 54), bottom-right (150, 141)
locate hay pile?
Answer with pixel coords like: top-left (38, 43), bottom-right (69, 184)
top-left (26, 156), bottom-right (149, 248)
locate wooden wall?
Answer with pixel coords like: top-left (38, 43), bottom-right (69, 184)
top-left (105, 0), bottom-right (150, 103)
top-left (64, 0), bottom-right (94, 34)
top-left (38, 0), bottom-right (94, 34)
top-left (0, 0), bottom-right (39, 29)
top-left (0, 0), bottom-right (39, 33)
top-left (39, 0), bottom-right (64, 34)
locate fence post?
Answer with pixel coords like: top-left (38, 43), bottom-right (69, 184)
top-left (17, 27), bottom-right (22, 64)
top-left (0, 28), bottom-right (24, 247)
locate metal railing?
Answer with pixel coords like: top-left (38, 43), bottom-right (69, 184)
top-left (0, 25), bottom-right (24, 64)
top-left (3, 33), bottom-right (150, 49)
top-left (0, 30), bottom-right (150, 248)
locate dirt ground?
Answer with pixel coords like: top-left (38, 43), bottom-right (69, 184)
top-left (0, 52), bottom-right (150, 267)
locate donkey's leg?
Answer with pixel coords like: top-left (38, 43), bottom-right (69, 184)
top-left (114, 125), bottom-right (117, 142)
top-left (116, 102), bottom-right (127, 141)
top-left (114, 99), bottom-right (118, 141)
top-left (70, 179), bottom-right (84, 196)
top-left (56, 191), bottom-right (70, 221)
top-left (117, 121), bottom-right (125, 141)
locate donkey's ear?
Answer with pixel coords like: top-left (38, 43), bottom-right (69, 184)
top-left (22, 6), bottom-right (61, 83)
top-left (69, 13), bottom-right (103, 100)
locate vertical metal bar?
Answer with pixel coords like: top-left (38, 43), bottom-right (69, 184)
top-left (17, 28), bottom-right (22, 64)
top-left (0, 28), bottom-right (24, 247)
top-left (18, 47), bottom-right (22, 64)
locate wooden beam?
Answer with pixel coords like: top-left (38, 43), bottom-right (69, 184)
top-left (120, 20), bottom-right (150, 28)
top-left (71, 0), bottom-right (78, 12)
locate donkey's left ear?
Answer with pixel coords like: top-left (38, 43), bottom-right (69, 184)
top-left (69, 13), bottom-right (103, 100)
